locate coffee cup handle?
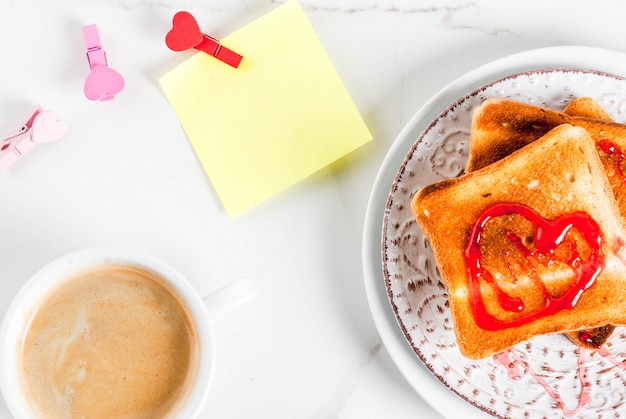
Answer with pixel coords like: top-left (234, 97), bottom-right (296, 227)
top-left (202, 279), bottom-right (256, 319)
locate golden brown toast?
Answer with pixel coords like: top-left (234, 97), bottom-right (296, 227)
top-left (563, 96), bottom-right (613, 120)
top-left (412, 124), bottom-right (626, 359)
top-left (564, 98), bottom-right (614, 348)
top-left (468, 98), bottom-right (626, 219)
top-left (467, 97), bottom-right (617, 349)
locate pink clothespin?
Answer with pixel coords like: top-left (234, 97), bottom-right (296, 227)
top-left (83, 24), bottom-right (125, 101)
top-left (165, 11), bottom-right (243, 68)
top-left (0, 107), bottom-right (67, 171)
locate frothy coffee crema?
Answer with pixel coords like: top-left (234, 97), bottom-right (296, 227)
top-left (20, 264), bottom-right (199, 419)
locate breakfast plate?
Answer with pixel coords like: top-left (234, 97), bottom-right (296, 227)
top-left (362, 46), bottom-right (626, 419)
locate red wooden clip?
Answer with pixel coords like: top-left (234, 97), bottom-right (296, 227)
top-left (165, 11), bottom-right (243, 69)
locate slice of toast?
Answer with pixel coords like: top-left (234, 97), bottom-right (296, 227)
top-left (467, 97), bottom-right (617, 350)
top-left (563, 96), bottom-right (613, 121)
top-left (468, 98), bottom-right (626, 220)
top-left (412, 124), bottom-right (626, 359)
top-left (564, 98), bottom-right (615, 349)
top-left (466, 98), bottom-right (569, 173)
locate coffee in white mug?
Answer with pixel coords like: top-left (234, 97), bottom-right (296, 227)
top-left (18, 264), bottom-right (200, 418)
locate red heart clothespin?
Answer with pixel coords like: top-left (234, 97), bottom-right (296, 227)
top-left (165, 11), bottom-right (243, 69)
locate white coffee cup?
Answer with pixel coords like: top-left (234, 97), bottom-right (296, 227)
top-left (0, 247), bottom-right (255, 419)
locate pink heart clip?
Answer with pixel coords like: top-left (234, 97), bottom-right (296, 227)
top-left (84, 65), bottom-right (125, 102)
top-left (31, 111), bottom-right (68, 144)
top-left (83, 24), bottom-right (125, 101)
top-left (0, 107), bottom-right (67, 172)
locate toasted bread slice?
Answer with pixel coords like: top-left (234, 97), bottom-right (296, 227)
top-left (467, 97), bottom-right (617, 349)
top-left (466, 98), bottom-right (568, 172)
top-left (413, 124), bottom-right (626, 359)
top-left (564, 98), bottom-right (615, 348)
top-left (468, 98), bottom-right (626, 218)
top-left (563, 96), bottom-right (612, 121)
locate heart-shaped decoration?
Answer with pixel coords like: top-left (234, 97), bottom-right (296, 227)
top-left (165, 11), bottom-right (203, 52)
top-left (31, 111), bottom-right (68, 144)
top-left (84, 65), bottom-right (125, 101)
top-left (465, 202), bottom-right (604, 331)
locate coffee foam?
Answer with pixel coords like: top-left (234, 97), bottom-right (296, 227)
top-left (19, 264), bottom-right (200, 419)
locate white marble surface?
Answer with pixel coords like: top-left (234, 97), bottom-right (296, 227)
top-left (2, 1), bottom-right (626, 418)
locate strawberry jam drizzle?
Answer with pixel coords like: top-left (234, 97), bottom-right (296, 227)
top-left (599, 140), bottom-right (626, 182)
top-left (598, 346), bottom-right (626, 368)
top-left (494, 348), bottom-right (590, 417)
top-left (464, 203), bottom-right (604, 331)
top-left (494, 345), bottom-right (626, 416)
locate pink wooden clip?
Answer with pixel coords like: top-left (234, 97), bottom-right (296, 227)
top-left (0, 107), bottom-right (67, 171)
top-left (83, 24), bottom-right (125, 101)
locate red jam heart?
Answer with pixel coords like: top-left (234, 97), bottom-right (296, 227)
top-left (165, 11), bottom-right (203, 52)
top-left (464, 202), bottom-right (605, 331)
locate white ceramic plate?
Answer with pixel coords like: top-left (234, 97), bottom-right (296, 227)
top-left (362, 46), bottom-right (626, 419)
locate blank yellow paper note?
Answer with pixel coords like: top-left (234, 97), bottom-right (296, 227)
top-left (159, 0), bottom-right (372, 216)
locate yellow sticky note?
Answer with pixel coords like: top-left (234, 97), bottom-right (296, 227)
top-left (159, 0), bottom-right (372, 216)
